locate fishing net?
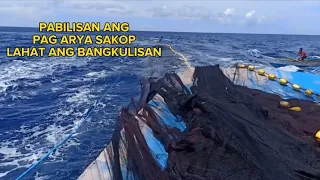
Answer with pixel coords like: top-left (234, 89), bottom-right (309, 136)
top-left (157, 65), bottom-right (320, 180)
top-left (80, 65), bottom-right (320, 180)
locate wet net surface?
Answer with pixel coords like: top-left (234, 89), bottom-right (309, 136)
top-left (90, 65), bottom-right (320, 180)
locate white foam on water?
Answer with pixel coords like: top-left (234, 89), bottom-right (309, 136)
top-left (0, 81), bottom-right (11, 93)
top-left (85, 70), bottom-right (108, 78)
top-left (277, 65), bottom-right (300, 72)
top-left (14, 125), bottom-right (41, 133)
top-left (0, 36), bottom-right (144, 179)
top-left (309, 55), bottom-right (320, 60)
top-left (51, 87), bottom-right (61, 92)
top-left (44, 125), bottom-right (70, 145)
top-left (262, 55), bottom-right (276, 59)
top-left (219, 57), bottom-right (234, 62)
top-left (50, 79), bottom-right (62, 84)
top-left (0, 172), bottom-right (9, 178)
top-left (0, 120), bottom-right (84, 178)
top-left (248, 49), bottom-right (260, 53)
top-left (0, 79), bottom-right (102, 178)
top-left (246, 49), bottom-right (262, 58)
top-left (34, 172), bottom-right (50, 180)
top-left (0, 146), bottom-right (19, 156)
top-left (0, 55), bottom-right (90, 94)
top-left (0, 36), bottom-right (119, 179)
top-left (133, 39), bottom-right (153, 46)
top-left (84, 70), bottom-right (110, 81)
top-left (22, 81), bottom-right (42, 87)
top-left (65, 87), bottom-right (95, 105)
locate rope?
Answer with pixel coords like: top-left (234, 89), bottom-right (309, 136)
top-left (158, 43), bottom-right (191, 67)
top-left (15, 76), bottom-right (121, 180)
top-left (160, 43), bottom-right (319, 99)
top-left (237, 64), bottom-right (320, 99)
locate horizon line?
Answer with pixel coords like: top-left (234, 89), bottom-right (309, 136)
top-left (0, 25), bottom-right (319, 36)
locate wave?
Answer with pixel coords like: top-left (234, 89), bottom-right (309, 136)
top-left (277, 65), bottom-right (300, 72)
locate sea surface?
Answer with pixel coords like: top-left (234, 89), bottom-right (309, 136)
top-left (0, 27), bottom-right (320, 180)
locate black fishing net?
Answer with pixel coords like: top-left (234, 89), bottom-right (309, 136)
top-left (162, 65), bottom-right (320, 180)
top-left (90, 65), bottom-right (320, 180)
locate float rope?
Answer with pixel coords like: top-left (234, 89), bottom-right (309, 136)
top-left (162, 43), bottom-right (317, 100)
top-left (15, 76), bottom-right (121, 180)
top-left (238, 63), bottom-right (320, 139)
top-left (16, 42), bottom-right (319, 179)
top-left (237, 64), bottom-right (320, 99)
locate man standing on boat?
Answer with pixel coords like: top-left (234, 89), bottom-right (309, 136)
top-left (297, 48), bottom-right (307, 61)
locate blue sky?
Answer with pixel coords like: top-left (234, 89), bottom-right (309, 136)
top-left (0, 0), bottom-right (319, 35)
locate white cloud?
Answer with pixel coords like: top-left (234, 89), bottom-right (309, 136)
top-left (147, 6), bottom-right (238, 25)
top-left (147, 5), bottom-right (214, 20)
top-left (0, 0), bottom-right (319, 34)
top-left (213, 8), bottom-right (236, 24)
top-left (59, 0), bottom-right (134, 15)
top-left (0, 1), bottom-right (266, 26)
top-left (224, 8), bottom-right (235, 16)
top-left (61, 1), bottom-right (125, 10)
top-left (245, 10), bottom-right (256, 18)
top-left (243, 10), bottom-right (266, 25)
top-left (0, 1), bottom-right (55, 26)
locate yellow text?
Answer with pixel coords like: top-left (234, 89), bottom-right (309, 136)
top-left (77, 47), bottom-right (162, 57)
top-left (60, 35), bottom-right (93, 45)
top-left (33, 35), bottom-right (57, 44)
top-left (7, 47), bottom-right (46, 57)
top-left (103, 22), bottom-right (129, 32)
top-left (95, 35), bottom-right (136, 45)
top-left (39, 22), bottom-right (100, 32)
top-left (48, 47), bottom-right (75, 57)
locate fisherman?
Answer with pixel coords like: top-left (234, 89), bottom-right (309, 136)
top-left (297, 48), bottom-right (307, 61)
top-left (157, 36), bottom-right (163, 44)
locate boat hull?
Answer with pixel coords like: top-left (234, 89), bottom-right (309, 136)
top-left (267, 58), bottom-right (320, 68)
top-left (79, 66), bottom-right (320, 180)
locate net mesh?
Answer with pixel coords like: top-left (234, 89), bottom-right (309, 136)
top-left (91, 65), bottom-right (320, 180)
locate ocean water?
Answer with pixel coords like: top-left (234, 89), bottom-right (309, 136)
top-left (0, 27), bottom-right (320, 180)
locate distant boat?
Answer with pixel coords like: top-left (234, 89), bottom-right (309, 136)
top-left (267, 58), bottom-right (320, 68)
